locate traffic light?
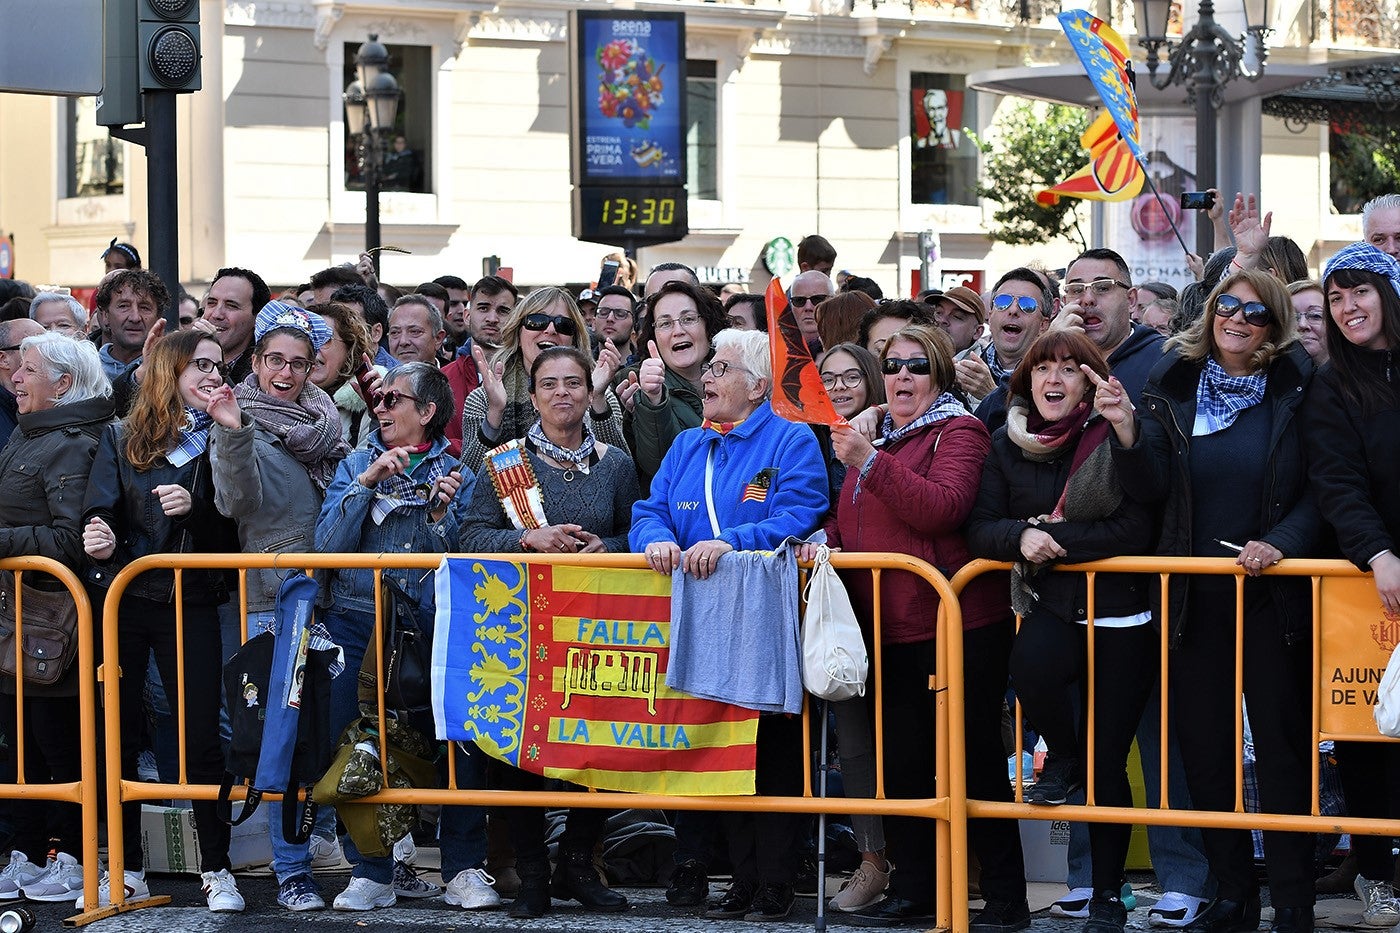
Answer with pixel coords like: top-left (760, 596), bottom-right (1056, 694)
top-left (138, 0), bottom-right (200, 92)
top-left (98, 0), bottom-right (142, 127)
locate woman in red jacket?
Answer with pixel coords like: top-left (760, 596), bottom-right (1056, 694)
top-left (803, 324), bottom-right (1024, 930)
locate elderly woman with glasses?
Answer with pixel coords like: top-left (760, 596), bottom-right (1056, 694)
top-left (612, 280), bottom-right (728, 488)
top-left (632, 329), bottom-right (828, 924)
top-left (462, 287), bottom-right (626, 474)
top-left (1097, 268), bottom-right (1318, 933)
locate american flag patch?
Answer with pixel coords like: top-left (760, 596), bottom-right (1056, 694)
top-left (741, 468), bottom-right (777, 504)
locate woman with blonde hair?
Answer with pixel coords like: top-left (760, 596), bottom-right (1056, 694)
top-left (461, 287), bottom-right (628, 472)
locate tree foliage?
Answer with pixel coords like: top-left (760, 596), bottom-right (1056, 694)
top-left (969, 100), bottom-right (1092, 252)
top-left (1330, 126), bottom-right (1400, 215)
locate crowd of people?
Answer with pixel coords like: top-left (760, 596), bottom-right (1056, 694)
top-left (0, 202), bottom-right (1396, 932)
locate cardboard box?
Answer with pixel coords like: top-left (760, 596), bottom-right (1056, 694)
top-left (141, 802), bottom-right (272, 875)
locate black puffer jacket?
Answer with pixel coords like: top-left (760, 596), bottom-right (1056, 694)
top-left (0, 395), bottom-right (114, 697)
top-left (82, 421), bottom-right (237, 604)
top-left (1111, 343), bottom-right (1318, 645)
top-left (967, 421), bottom-right (1156, 623)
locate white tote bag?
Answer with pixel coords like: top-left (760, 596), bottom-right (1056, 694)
top-left (1375, 643), bottom-right (1400, 737)
top-left (801, 544), bottom-right (869, 701)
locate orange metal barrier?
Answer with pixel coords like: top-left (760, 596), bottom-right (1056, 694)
top-left (0, 558), bottom-right (102, 928)
top-left (95, 551), bottom-right (968, 931)
top-left (947, 557), bottom-right (1400, 842)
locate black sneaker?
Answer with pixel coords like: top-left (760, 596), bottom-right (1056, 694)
top-left (704, 879), bottom-right (758, 919)
top-left (1085, 896), bottom-right (1129, 933)
top-left (971, 899), bottom-right (1032, 933)
top-left (1028, 755), bottom-right (1083, 806)
top-left (666, 859), bottom-right (709, 907)
top-left (744, 883), bottom-right (795, 922)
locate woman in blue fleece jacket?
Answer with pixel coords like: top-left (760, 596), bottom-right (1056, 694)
top-left (630, 328), bottom-right (828, 924)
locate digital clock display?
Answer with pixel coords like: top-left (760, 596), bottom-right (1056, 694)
top-left (575, 185), bottom-right (688, 246)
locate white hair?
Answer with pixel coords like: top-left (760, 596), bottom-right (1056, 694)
top-left (791, 269), bottom-right (836, 295)
top-left (711, 328), bottom-right (771, 393)
top-left (1363, 193), bottom-right (1400, 233)
top-left (29, 293), bottom-right (88, 329)
top-left (19, 332), bottom-right (111, 404)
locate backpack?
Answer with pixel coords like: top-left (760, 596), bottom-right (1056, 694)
top-left (217, 573), bottom-right (338, 844)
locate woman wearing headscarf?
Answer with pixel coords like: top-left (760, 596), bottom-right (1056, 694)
top-left (1305, 242), bottom-right (1400, 929)
top-left (967, 330), bottom-right (1155, 933)
top-left (0, 334), bottom-right (111, 905)
top-left (461, 287), bottom-right (626, 474)
top-left (208, 301), bottom-right (349, 913)
top-left (81, 330), bottom-right (242, 911)
top-left (1098, 268), bottom-right (1317, 933)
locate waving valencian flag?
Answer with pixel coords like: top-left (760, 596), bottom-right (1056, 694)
top-left (1036, 109), bottom-right (1145, 205)
top-left (764, 277), bottom-right (847, 428)
top-left (1057, 10), bottom-right (1144, 164)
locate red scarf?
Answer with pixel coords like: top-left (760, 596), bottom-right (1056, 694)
top-left (1025, 401), bottom-right (1111, 521)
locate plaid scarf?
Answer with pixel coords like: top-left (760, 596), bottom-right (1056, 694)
top-left (526, 420), bottom-right (596, 475)
top-left (880, 392), bottom-right (968, 447)
top-left (234, 375), bottom-right (349, 491)
top-left (1194, 357), bottom-right (1266, 437)
top-left (166, 408), bottom-right (213, 468)
top-left (369, 443), bottom-right (454, 526)
top-left (981, 343), bottom-right (1012, 386)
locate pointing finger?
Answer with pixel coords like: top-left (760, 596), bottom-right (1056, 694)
top-left (1080, 364), bottom-right (1108, 388)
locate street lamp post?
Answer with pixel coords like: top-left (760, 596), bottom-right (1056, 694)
top-left (1133, 0), bottom-right (1271, 255)
top-left (342, 35), bottom-right (401, 275)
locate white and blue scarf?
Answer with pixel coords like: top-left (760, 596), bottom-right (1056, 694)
top-left (1193, 357), bottom-right (1267, 436)
top-left (166, 408), bottom-right (213, 468)
top-left (525, 420), bottom-right (597, 475)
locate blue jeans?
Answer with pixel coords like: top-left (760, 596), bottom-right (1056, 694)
top-left (1066, 682), bottom-right (1215, 898)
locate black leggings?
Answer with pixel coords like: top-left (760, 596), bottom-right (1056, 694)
top-left (1009, 609), bottom-right (1156, 897)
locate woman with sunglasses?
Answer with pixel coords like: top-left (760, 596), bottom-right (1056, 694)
top-left (966, 330), bottom-right (1155, 933)
top-left (81, 329), bottom-right (244, 912)
top-left (315, 361), bottom-right (478, 913)
top-left (207, 302), bottom-right (350, 912)
top-left (1096, 268), bottom-right (1317, 933)
top-left (800, 324), bottom-right (1024, 928)
top-left (613, 280), bottom-right (728, 488)
top-left (462, 287), bottom-right (625, 474)
top-left (1305, 243), bottom-right (1400, 928)
top-left (459, 346), bottom-right (639, 918)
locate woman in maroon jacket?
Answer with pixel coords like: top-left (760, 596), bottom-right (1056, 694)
top-left (803, 324), bottom-right (1023, 929)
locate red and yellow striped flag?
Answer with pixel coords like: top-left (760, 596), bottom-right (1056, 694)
top-left (1036, 110), bottom-right (1144, 206)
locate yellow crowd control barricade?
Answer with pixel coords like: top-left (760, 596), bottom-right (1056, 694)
top-left (946, 557), bottom-right (1400, 917)
top-left (0, 558), bottom-right (102, 928)
top-left (96, 551), bottom-right (966, 931)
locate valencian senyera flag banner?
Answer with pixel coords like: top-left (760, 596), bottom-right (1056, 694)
top-left (431, 557), bottom-right (760, 794)
top-left (1036, 110), bottom-right (1144, 206)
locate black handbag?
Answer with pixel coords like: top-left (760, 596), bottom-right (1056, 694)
top-left (357, 577), bottom-right (431, 713)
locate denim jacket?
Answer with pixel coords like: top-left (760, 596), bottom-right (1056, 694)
top-left (315, 432), bottom-right (473, 616)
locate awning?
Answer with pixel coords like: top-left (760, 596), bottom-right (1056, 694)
top-left (1261, 57), bottom-right (1400, 130)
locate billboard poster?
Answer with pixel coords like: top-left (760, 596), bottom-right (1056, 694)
top-left (576, 12), bottom-right (686, 185)
top-left (1103, 114), bottom-right (1199, 295)
top-left (909, 74), bottom-right (978, 206)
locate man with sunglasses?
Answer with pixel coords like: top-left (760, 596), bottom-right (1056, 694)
top-left (789, 270), bottom-right (835, 354)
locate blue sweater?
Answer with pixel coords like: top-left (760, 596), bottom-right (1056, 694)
top-left (629, 401), bottom-right (828, 552)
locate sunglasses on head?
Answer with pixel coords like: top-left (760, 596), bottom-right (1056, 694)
top-left (881, 356), bottom-right (932, 376)
top-left (521, 313), bottom-right (578, 337)
top-left (1215, 294), bottom-right (1271, 327)
top-left (991, 294), bottom-right (1043, 316)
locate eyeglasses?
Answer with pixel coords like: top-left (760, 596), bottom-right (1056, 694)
top-left (991, 294), bottom-right (1043, 315)
top-left (257, 352), bottom-right (313, 375)
top-left (596, 306), bottom-right (632, 320)
top-left (0, 345), bottom-right (20, 354)
top-left (1215, 294), bottom-right (1272, 327)
top-left (376, 390), bottom-right (420, 410)
top-left (1063, 278), bottom-right (1130, 299)
top-left (790, 294), bottom-right (830, 307)
top-left (1296, 307), bottom-right (1326, 325)
top-left (881, 357), bottom-right (932, 376)
top-left (521, 313), bottom-right (579, 337)
top-left (821, 369), bottom-right (866, 390)
top-left (187, 357), bottom-right (228, 376)
top-left (654, 312), bottom-right (701, 333)
top-left (701, 359), bottom-right (747, 378)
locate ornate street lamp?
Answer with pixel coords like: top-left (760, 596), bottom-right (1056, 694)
top-left (1133, 0), bottom-right (1271, 254)
top-left (343, 35), bottom-right (401, 273)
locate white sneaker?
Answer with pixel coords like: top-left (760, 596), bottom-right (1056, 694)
top-left (202, 868), bottom-right (245, 913)
top-left (22, 852), bottom-right (87, 903)
top-left (309, 834), bottom-right (345, 870)
top-left (1357, 875), bottom-right (1400, 928)
top-left (72, 866), bottom-right (151, 908)
top-left (0, 852), bottom-right (46, 900)
top-left (1050, 886), bottom-right (1094, 919)
top-left (333, 876), bottom-right (396, 911)
top-left (1149, 892), bottom-right (1209, 927)
top-left (393, 833), bottom-right (417, 866)
top-left (444, 868), bottom-right (501, 909)
top-left (392, 860), bottom-right (441, 899)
